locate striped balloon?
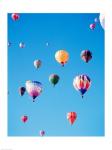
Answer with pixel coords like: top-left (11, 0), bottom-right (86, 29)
top-left (73, 75), bottom-right (91, 98)
top-left (67, 112), bottom-right (77, 125)
top-left (81, 50), bottom-right (92, 63)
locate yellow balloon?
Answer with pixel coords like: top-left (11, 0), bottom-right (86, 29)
top-left (55, 50), bottom-right (69, 66)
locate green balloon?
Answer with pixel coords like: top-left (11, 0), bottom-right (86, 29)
top-left (49, 74), bottom-right (60, 86)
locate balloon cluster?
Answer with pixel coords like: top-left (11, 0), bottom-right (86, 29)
top-left (9, 13), bottom-right (104, 134)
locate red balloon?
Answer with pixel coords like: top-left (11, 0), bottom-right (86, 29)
top-left (21, 116), bottom-right (28, 123)
top-left (67, 112), bottom-right (77, 125)
top-left (11, 13), bottom-right (19, 21)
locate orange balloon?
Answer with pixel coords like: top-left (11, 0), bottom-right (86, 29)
top-left (55, 50), bottom-right (69, 66)
top-left (67, 112), bottom-right (77, 125)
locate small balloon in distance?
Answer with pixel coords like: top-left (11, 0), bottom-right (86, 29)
top-left (34, 60), bottom-right (42, 69)
top-left (49, 74), bottom-right (60, 86)
top-left (39, 130), bottom-right (45, 136)
top-left (19, 87), bottom-right (26, 96)
top-left (19, 42), bottom-right (25, 48)
top-left (81, 50), bottom-right (92, 63)
top-left (89, 23), bottom-right (96, 30)
top-left (11, 13), bottom-right (20, 21)
top-left (67, 112), bottom-right (77, 125)
top-left (21, 115), bottom-right (28, 123)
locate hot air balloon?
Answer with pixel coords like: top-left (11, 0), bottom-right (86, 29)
top-left (94, 17), bottom-right (98, 23)
top-left (81, 50), bottom-right (92, 63)
top-left (67, 112), bottom-right (77, 125)
top-left (25, 80), bottom-right (42, 102)
top-left (19, 87), bottom-right (26, 96)
top-left (49, 74), bottom-right (60, 86)
top-left (39, 130), bottom-right (45, 136)
top-left (73, 75), bottom-right (91, 98)
top-left (55, 50), bottom-right (69, 66)
top-left (21, 115), bottom-right (28, 123)
top-left (19, 42), bottom-right (25, 48)
top-left (11, 13), bottom-right (19, 21)
top-left (46, 42), bottom-right (49, 46)
top-left (34, 60), bottom-right (42, 69)
top-left (99, 13), bottom-right (105, 29)
top-left (90, 23), bottom-right (96, 30)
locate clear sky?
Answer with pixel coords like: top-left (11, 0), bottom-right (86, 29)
top-left (8, 13), bottom-right (104, 136)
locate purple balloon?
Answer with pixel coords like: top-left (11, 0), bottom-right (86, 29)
top-left (39, 130), bottom-right (45, 136)
top-left (90, 23), bottom-right (96, 30)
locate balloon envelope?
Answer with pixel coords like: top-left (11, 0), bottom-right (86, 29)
top-left (67, 112), bottom-right (77, 125)
top-left (49, 74), bottom-right (60, 86)
top-left (19, 42), bottom-right (25, 48)
top-left (34, 60), bottom-right (42, 69)
top-left (55, 50), bottom-right (69, 66)
top-left (11, 13), bottom-right (19, 21)
top-left (26, 80), bottom-right (42, 101)
top-left (73, 75), bottom-right (91, 97)
top-left (19, 87), bottom-right (26, 96)
top-left (39, 130), bottom-right (45, 136)
top-left (94, 18), bottom-right (98, 23)
top-left (90, 23), bottom-right (96, 30)
top-left (81, 50), bottom-right (92, 63)
top-left (21, 115), bottom-right (28, 123)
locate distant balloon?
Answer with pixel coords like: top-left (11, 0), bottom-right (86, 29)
top-left (94, 18), bottom-right (98, 23)
top-left (55, 50), bottom-right (69, 66)
top-left (99, 13), bottom-right (105, 29)
top-left (73, 75), bottom-right (91, 98)
top-left (67, 112), bottom-right (77, 125)
top-left (21, 115), bottom-right (28, 123)
top-left (81, 50), bottom-right (92, 63)
top-left (39, 130), bottom-right (45, 136)
top-left (25, 80), bottom-right (42, 102)
top-left (46, 42), bottom-right (49, 46)
top-left (19, 87), bottom-right (26, 96)
top-left (49, 74), bottom-right (60, 86)
top-left (11, 13), bottom-right (20, 21)
top-left (19, 42), bottom-right (25, 48)
top-left (34, 60), bottom-right (42, 69)
top-left (90, 23), bottom-right (96, 30)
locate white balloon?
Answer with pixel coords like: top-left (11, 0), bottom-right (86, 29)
top-left (19, 42), bottom-right (25, 48)
top-left (99, 13), bottom-right (105, 29)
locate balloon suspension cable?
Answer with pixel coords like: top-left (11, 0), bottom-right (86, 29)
top-left (82, 95), bottom-right (84, 98)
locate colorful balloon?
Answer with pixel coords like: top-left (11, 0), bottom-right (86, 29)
top-left (11, 13), bottom-right (19, 21)
top-left (55, 50), bottom-right (69, 66)
top-left (19, 87), bottom-right (26, 96)
top-left (21, 115), bottom-right (28, 123)
top-left (49, 74), bottom-right (60, 86)
top-left (67, 112), bottom-right (77, 125)
top-left (90, 23), bottom-right (96, 30)
top-left (26, 80), bottom-right (42, 102)
top-left (81, 50), bottom-right (92, 63)
top-left (73, 75), bottom-right (91, 98)
top-left (19, 42), bottom-right (25, 48)
top-left (34, 60), bottom-right (42, 69)
top-left (99, 13), bottom-right (105, 29)
top-left (39, 130), bottom-right (45, 136)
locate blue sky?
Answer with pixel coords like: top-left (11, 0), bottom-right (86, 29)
top-left (8, 13), bottom-right (104, 136)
